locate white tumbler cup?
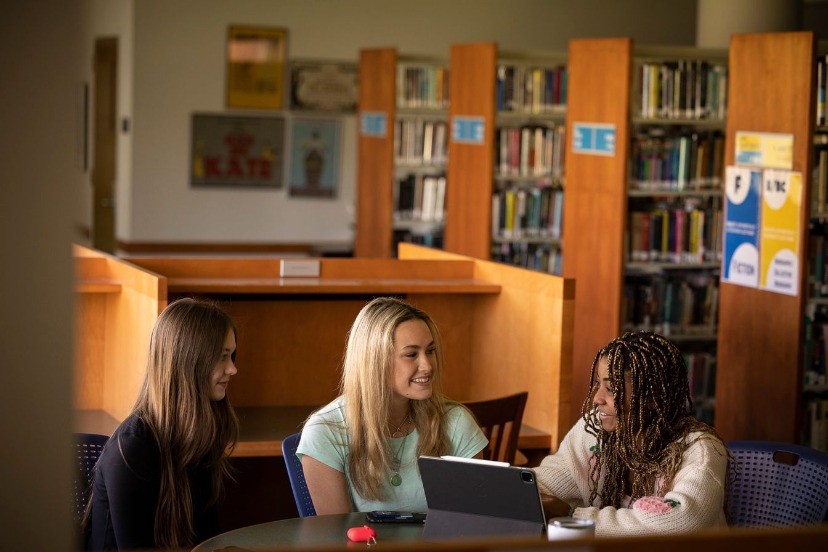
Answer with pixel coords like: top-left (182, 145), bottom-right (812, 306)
top-left (546, 517), bottom-right (596, 540)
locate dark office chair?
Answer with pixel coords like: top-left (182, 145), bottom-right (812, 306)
top-left (73, 433), bottom-right (109, 524)
top-left (727, 440), bottom-right (828, 526)
top-left (463, 391), bottom-right (528, 465)
top-left (281, 432), bottom-right (317, 517)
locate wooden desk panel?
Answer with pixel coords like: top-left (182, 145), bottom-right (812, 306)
top-left (73, 406), bottom-right (552, 459)
top-left (230, 406), bottom-right (552, 458)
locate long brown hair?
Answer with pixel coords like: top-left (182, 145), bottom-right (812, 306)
top-left (339, 297), bottom-right (454, 501)
top-left (582, 331), bottom-right (726, 508)
top-left (134, 298), bottom-right (239, 548)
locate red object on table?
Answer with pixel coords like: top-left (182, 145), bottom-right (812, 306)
top-left (347, 525), bottom-right (377, 543)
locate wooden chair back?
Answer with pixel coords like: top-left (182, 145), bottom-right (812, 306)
top-left (463, 392), bottom-right (528, 465)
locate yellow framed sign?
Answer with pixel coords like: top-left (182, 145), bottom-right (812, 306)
top-left (226, 25), bottom-right (287, 110)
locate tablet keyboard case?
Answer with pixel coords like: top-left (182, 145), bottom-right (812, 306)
top-left (418, 456), bottom-right (546, 540)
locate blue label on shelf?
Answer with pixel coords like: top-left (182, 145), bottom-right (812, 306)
top-left (452, 116), bottom-right (485, 144)
top-left (360, 112), bottom-right (387, 137)
top-left (572, 123), bottom-right (616, 156)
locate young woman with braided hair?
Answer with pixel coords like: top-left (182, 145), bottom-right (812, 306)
top-left (534, 331), bottom-right (729, 536)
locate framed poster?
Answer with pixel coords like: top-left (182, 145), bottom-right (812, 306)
top-left (226, 25), bottom-right (287, 110)
top-left (190, 113), bottom-right (285, 188)
top-left (288, 118), bottom-right (341, 198)
top-left (290, 60), bottom-right (358, 112)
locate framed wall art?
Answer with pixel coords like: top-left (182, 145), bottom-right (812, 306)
top-left (190, 113), bottom-right (285, 188)
top-left (289, 60), bottom-right (359, 112)
top-left (226, 25), bottom-right (288, 110)
top-left (288, 118), bottom-right (341, 198)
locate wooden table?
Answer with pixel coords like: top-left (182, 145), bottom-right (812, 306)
top-left (193, 512), bottom-right (425, 550)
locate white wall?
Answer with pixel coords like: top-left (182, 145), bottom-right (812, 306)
top-left (106, 0), bottom-right (697, 249)
top-left (697, 0), bottom-right (800, 48)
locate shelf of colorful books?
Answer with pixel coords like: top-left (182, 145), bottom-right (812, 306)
top-left (626, 261), bottom-right (721, 271)
top-left (632, 116), bottom-right (726, 129)
top-left (804, 299), bottom-right (828, 453)
top-left (491, 53), bottom-right (567, 275)
top-left (806, 75), bottom-right (828, 450)
top-left (628, 188), bottom-right (722, 198)
top-left (490, 241), bottom-right (562, 275)
top-left (628, 125), bottom-right (725, 194)
top-left (625, 196), bottom-right (723, 269)
top-left (392, 173), bottom-right (446, 232)
top-left (391, 56), bottom-right (450, 254)
top-left (397, 58), bottom-right (449, 110)
top-left (491, 186), bottom-right (563, 253)
top-left (632, 47), bottom-right (728, 122)
top-left (357, 49), bottom-right (451, 258)
top-left (494, 174), bottom-right (564, 189)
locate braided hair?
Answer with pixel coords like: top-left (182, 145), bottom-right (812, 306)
top-left (582, 331), bottom-right (726, 509)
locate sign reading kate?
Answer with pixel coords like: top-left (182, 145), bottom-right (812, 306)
top-left (190, 113), bottom-right (285, 188)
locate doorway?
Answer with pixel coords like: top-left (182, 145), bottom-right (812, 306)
top-left (92, 37), bottom-right (117, 253)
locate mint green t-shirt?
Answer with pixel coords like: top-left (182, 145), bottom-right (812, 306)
top-left (296, 396), bottom-right (488, 513)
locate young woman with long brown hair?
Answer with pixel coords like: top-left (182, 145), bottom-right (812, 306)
top-left (297, 297), bottom-right (487, 514)
top-left (535, 330), bottom-right (729, 535)
top-left (86, 298), bottom-right (239, 549)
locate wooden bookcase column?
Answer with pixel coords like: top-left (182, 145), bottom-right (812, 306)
top-left (715, 31), bottom-right (816, 442)
top-left (562, 38), bottom-right (632, 426)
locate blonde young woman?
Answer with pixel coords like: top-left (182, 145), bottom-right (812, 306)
top-left (297, 297), bottom-right (487, 514)
top-left (86, 298), bottom-right (239, 550)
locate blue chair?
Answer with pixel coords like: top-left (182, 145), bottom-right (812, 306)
top-left (74, 433), bottom-right (109, 524)
top-left (727, 440), bottom-right (828, 526)
top-left (281, 432), bottom-right (317, 517)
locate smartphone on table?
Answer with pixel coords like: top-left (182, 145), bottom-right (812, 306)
top-left (365, 510), bottom-right (427, 524)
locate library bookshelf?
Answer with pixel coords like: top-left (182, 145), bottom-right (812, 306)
top-left (355, 48), bottom-right (449, 258)
top-left (445, 42), bottom-right (567, 275)
top-left (806, 43), bottom-right (828, 451)
top-left (562, 38), bottom-right (729, 425)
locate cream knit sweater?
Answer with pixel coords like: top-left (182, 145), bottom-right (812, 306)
top-left (534, 418), bottom-right (729, 536)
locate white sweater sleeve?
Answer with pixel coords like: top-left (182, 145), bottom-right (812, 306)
top-left (533, 419), bottom-right (594, 505)
top-left (574, 434), bottom-right (729, 536)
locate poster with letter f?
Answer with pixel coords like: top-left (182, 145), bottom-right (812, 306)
top-left (760, 169), bottom-right (802, 296)
top-left (722, 166), bottom-right (761, 288)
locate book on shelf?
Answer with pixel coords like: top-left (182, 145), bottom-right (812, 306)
top-left (492, 187), bottom-right (563, 241)
top-left (817, 54), bottom-right (826, 127)
top-left (804, 398), bottom-right (828, 453)
top-left (629, 128), bottom-right (724, 192)
top-left (395, 119), bottom-right (448, 167)
top-left (637, 59), bottom-right (727, 120)
top-left (496, 125), bottom-right (565, 179)
top-left (685, 351), bottom-right (716, 425)
top-left (395, 174), bottom-right (446, 223)
top-left (627, 199), bottom-right (722, 264)
top-left (491, 241), bottom-right (561, 275)
top-left (622, 271), bottom-right (719, 334)
top-left (813, 137), bottom-right (828, 216)
top-left (398, 64), bottom-right (449, 109)
top-left (804, 303), bottom-right (828, 385)
top-left (496, 64), bottom-right (567, 114)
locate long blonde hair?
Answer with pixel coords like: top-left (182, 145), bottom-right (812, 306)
top-left (133, 298), bottom-right (239, 548)
top-left (340, 297), bottom-right (453, 501)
